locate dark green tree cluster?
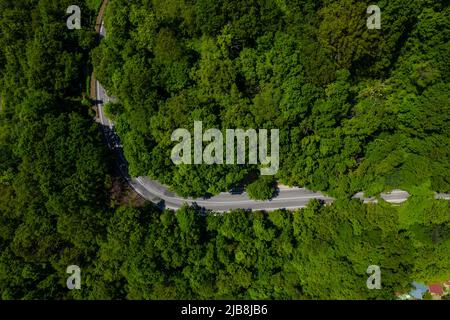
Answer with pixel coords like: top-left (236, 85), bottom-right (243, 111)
top-left (0, 0), bottom-right (448, 301)
top-left (246, 176), bottom-right (276, 200)
top-left (94, 0), bottom-right (449, 198)
top-left (82, 196), bottom-right (449, 300)
top-left (0, 0), bottom-right (110, 299)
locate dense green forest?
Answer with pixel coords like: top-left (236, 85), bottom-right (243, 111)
top-left (94, 0), bottom-right (449, 198)
top-left (87, 194), bottom-right (450, 299)
top-left (0, 0), bottom-right (449, 300)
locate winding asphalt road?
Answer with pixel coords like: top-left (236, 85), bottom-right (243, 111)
top-left (94, 21), bottom-right (449, 212)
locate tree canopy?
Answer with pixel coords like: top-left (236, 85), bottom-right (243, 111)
top-left (0, 0), bottom-right (448, 300)
top-left (94, 0), bottom-right (450, 198)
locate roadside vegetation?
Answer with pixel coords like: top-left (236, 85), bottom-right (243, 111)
top-left (94, 0), bottom-right (449, 199)
top-left (0, 0), bottom-right (448, 299)
top-left (246, 176), bottom-right (276, 200)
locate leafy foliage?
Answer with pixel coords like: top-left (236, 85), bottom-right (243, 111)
top-left (94, 0), bottom-right (450, 198)
top-left (246, 176), bottom-right (276, 200)
top-left (0, 0), bottom-right (448, 300)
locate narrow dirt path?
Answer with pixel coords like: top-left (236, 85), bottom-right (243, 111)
top-left (95, 0), bottom-right (109, 33)
top-left (90, 0), bottom-right (109, 116)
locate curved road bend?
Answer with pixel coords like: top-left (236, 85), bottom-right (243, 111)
top-left (95, 22), bottom-right (335, 211)
top-left (94, 21), bottom-right (449, 212)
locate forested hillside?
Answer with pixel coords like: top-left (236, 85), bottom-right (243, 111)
top-left (94, 0), bottom-right (450, 198)
top-left (84, 196), bottom-right (449, 299)
top-left (0, 0), bottom-right (448, 300)
top-left (0, 0), bottom-right (110, 298)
